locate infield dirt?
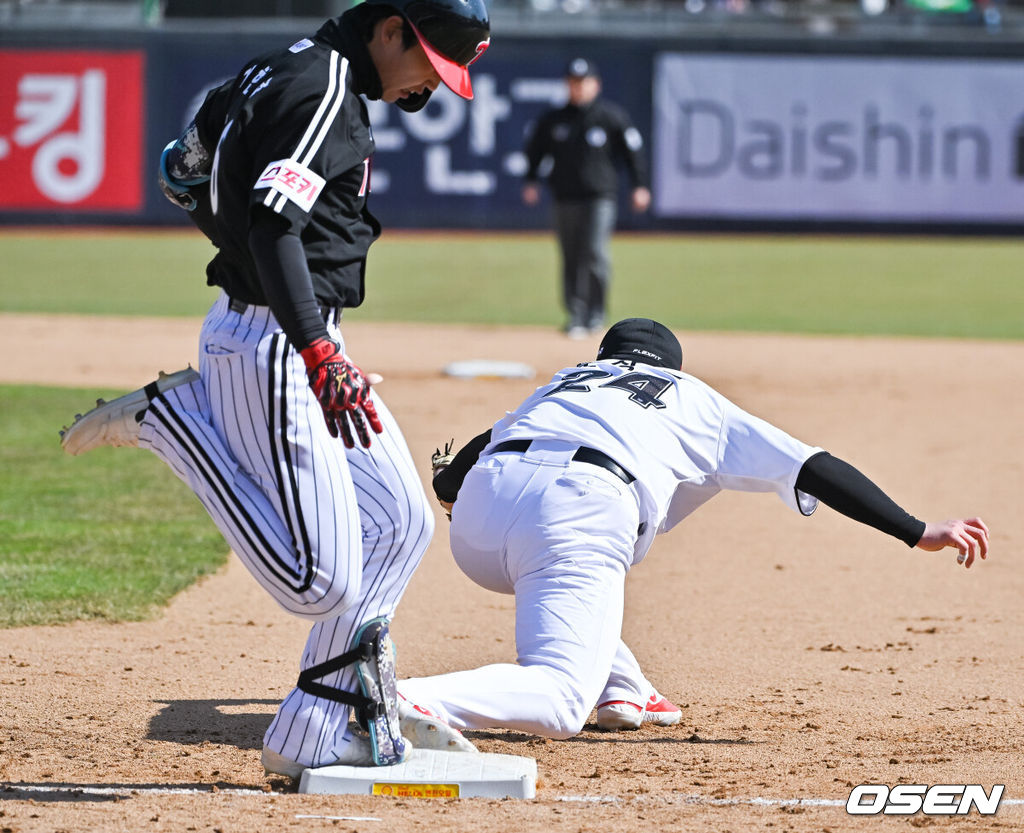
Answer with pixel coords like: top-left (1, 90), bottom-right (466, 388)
top-left (1, 313), bottom-right (1021, 832)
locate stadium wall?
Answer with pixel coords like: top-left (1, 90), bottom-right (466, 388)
top-left (1, 24), bottom-right (1023, 233)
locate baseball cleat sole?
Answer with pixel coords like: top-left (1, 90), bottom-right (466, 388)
top-left (59, 367), bottom-right (199, 456)
top-left (398, 696), bottom-right (478, 753)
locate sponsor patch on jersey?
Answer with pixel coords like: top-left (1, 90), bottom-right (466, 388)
top-left (289, 38), bottom-right (314, 53)
top-left (255, 158), bottom-right (325, 212)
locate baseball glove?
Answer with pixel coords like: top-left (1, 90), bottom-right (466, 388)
top-left (431, 440), bottom-right (456, 521)
top-left (431, 440), bottom-right (455, 478)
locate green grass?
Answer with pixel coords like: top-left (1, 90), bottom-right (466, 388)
top-left (0, 230), bottom-right (220, 316)
top-left (0, 385), bottom-right (228, 627)
top-left (2, 230), bottom-right (1022, 339)
top-left (1, 229), bottom-right (1020, 627)
top-left (606, 236), bottom-right (1023, 340)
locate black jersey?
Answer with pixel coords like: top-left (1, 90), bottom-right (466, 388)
top-left (524, 98), bottom-right (649, 202)
top-left (192, 19), bottom-right (381, 309)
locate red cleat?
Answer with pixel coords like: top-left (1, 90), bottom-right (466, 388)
top-left (596, 692), bottom-right (682, 730)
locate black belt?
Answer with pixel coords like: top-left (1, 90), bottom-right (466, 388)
top-left (228, 296), bottom-right (341, 326)
top-left (489, 439), bottom-right (635, 485)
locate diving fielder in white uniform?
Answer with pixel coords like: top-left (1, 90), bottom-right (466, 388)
top-left (401, 318), bottom-right (990, 740)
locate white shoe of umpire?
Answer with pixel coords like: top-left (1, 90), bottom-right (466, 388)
top-left (596, 692), bottom-right (683, 731)
top-left (261, 733), bottom-right (375, 780)
top-left (59, 367), bottom-right (200, 456)
top-left (398, 695), bottom-right (478, 754)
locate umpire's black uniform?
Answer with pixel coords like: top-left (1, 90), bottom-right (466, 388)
top-left (524, 91), bottom-right (649, 334)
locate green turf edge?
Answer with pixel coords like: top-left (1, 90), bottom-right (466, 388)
top-left (0, 384), bottom-right (228, 628)
top-left (1, 231), bottom-right (1021, 339)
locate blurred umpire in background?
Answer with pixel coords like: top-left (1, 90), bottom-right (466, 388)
top-left (522, 58), bottom-right (651, 340)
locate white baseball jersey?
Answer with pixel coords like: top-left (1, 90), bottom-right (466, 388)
top-left (399, 359), bottom-right (822, 738)
top-left (488, 359), bottom-right (821, 564)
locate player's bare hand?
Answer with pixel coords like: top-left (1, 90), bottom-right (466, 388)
top-left (300, 337), bottom-right (384, 448)
top-left (522, 183), bottom-right (540, 206)
top-left (916, 517), bottom-right (990, 568)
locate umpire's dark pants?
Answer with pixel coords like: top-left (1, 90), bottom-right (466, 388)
top-left (553, 197), bottom-right (617, 331)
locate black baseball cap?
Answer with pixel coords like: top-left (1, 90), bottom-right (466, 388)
top-left (565, 57), bottom-right (599, 80)
top-left (596, 318), bottom-right (682, 369)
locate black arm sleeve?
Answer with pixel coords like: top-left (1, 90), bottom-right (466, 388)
top-left (432, 429), bottom-right (493, 503)
top-left (795, 451), bottom-right (926, 548)
top-left (248, 208), bottom-right (328, 351)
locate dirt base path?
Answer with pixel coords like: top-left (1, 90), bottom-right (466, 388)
top-left (1, 313), bottom-right (1021, 832)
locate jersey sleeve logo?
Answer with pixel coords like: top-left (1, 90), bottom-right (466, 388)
top-left (255, 158), bottom-right (325, 213)
top-left (624, 126), bottom-right (644, 151)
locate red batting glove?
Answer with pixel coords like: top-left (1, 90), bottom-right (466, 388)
top-left (300, 337), bottom-right (384, 448)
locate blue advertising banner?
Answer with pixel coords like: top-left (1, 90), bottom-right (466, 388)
top-left (2, 25), bottom-right (1021, 231)
top-left (146, 32), bottom-right (656, 230)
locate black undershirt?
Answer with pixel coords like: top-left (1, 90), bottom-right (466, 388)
top-left (432, 438), bottom-right (926, 548)
top-left (248, 210), bottom-right (327, 351)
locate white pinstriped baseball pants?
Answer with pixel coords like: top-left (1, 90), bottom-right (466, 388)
top-left (400, 446), bottom-right (660, 738)
top-left (139, 291), bottom-right (433, 767)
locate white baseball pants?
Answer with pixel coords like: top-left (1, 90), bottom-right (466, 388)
top-left (139, 292), bottom-right (433, 766)
top-left (399, 442), bottom-right (657, 738)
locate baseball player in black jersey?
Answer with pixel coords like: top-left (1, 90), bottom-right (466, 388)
top-left (61, 0), bottom-right (489, 779)
top-left (522, 58), bottom-right (651, 339)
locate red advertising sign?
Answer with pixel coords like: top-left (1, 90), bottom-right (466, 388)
top-left (0, 50), bottom-right (144, 211)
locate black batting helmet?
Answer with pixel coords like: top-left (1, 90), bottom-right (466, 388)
top-left (365, 0), bottom-right (490, 104)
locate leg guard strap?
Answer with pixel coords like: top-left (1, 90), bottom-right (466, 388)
top-left (296, 643), bottom-right (379, 717)
top-left (295, 618), bottom-right (408, 766)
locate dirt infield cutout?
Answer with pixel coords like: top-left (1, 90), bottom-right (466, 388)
top-left (1, 313), bottom-right (1021, 832)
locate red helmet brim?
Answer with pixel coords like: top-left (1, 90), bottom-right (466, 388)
top-left (409, 20), bottom-right (477, 100)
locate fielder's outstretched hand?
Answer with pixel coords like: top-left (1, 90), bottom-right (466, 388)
top-left (915, 517), bottom-right (990, 568)
top-left (300, 337), bottom-right (383, 448)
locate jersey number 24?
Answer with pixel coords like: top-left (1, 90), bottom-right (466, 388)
top-left (544, 369), bottom-right (671, 409)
